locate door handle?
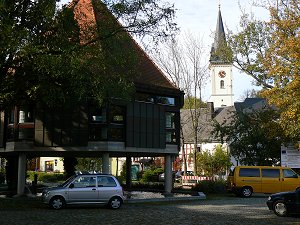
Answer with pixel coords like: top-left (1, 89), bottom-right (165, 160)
top-left (92, 188), bottom-right (96, 191)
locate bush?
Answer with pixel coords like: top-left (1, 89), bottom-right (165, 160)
top-left (27, 171), bottom-right (65, 183)
top-left (140, 168), bottom-right (164, 182)
top-left (130, 181), bottom-right (164, 190)
top-left (191, 180), bottom-right (226, 194)
top-left (0, 172), bottom-right (5, 184)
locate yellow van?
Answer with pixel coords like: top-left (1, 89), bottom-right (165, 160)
top-left (227, 166), bottom-right (300, 197)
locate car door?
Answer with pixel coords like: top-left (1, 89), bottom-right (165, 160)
top-left (97, 176), bottom-right (118, 203)
top-left (67, 175), bottom-right (98, 203)
top-left (261, 168), bottom-right (281, 193)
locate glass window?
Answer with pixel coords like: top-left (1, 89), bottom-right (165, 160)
top-left (220, 80), bottom-right (225, 89)
top-left (156, 96), bottom-right (175, 106)
top-left (109, 127), bottom-right (124, 141)
top-left (166, 112), bottom-right (175, 128)
top-left (166, 131), bottom-right (176, 143)
top-left (283, 169), bottom-right (298, 178)
top-left (97, 176), bottom-right (117, 187)
top-left (73, 176), bottom-right (96, 188)
top-left (91, 108), bottom-right (106, 123)
top-left (45, 161), bottom-right (54, 172)
top-left (239, 168), bottom-right (260, 177)
top-left (262, 169), bottom-right (280, 178)
top-left (135, 93), bottom-right (155, 103)
top-left (109, 105), bottom-right (125, 124)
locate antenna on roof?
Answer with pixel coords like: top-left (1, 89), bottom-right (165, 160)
top-left (218, 0), bottom-right (221, 10)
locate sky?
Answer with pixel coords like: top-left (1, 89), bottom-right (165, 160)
top-left (168, 0), bottom-right (269, 101)
top-left (60, 0), bottom-right (269, 102)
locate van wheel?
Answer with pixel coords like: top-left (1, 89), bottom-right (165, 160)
top-left (274, 200), bottom-right (288, 217)
top-left (241, 187), bottom-right (252, 197)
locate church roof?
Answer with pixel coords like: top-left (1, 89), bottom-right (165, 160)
top-left (72, 0), bottom-right (180, 94)
top-left (209, 6), bottom-right (231, 64)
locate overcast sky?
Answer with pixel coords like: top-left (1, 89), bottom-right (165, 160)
top-left (60, 0), bottom-right (269, 101)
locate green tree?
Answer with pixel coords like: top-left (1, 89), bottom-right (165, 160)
top-left (75, 158), bottom-right (102, 172)
top-left (227, 0), bottom-right (300, 142)
top-left (195, 145), bottom-right (231, 178)
top-left (0, 0), bottom-right (178, 110)
top-left (212, 107), bottom-right (283, 166)
top-left (182, 96), bottom-right (206, 109)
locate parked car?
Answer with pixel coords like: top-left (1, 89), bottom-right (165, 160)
top-left (266, 188), bottom-right (300, 217)
top-left (158, 171), bottom-right (177, 182)
top-left (42, 174), bottom-right (125, 210)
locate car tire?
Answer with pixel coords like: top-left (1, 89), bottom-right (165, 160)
top-left (108, 196), bottom-right (123, 209)
top-left (273, 200), bottom-right (288, 217)
top-left (49, 196), bottom-right (65, 210)
top-left (241, 187), bottom-right (252, 197)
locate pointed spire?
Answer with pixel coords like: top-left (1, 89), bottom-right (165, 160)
top-left (210, 4), bottom-right (229, 64)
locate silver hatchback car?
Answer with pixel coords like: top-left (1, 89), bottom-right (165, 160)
top-left (42, 174), bottom-right (125, 210)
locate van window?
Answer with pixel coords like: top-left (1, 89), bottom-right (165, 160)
top-left (239, 168), bottom-right (260, 177)
top-left (283, 169), bottom-right (298, 178)
top-left (262, 169), bottom-right (280, 178)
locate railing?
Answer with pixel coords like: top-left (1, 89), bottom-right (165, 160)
top-left (181, 176), bottom-right (213, 186)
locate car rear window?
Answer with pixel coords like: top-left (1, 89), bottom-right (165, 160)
top-left (97, 176), bottom-right (117, 187)
top-left (262, 169), bottom-right (280, 178)
top-left (239, 168), bottom-right (260, 177)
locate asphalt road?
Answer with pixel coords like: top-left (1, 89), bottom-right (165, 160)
top-left (0, 194), bottom-right (299, 225)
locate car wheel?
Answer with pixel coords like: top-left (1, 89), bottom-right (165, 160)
top-left (241, 187), bottom-right (252, 197)
top-left (274, 200), bottom-right (288, 217)
top-left (108, 196), bottom-right (122, 209)
top-left (49, 196), bottom-right (65, 210)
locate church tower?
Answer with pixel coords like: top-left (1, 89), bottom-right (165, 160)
top-left (209, 5), bottom-right (234, 108)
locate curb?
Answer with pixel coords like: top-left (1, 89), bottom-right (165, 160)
top-left (125, 192), bottom-right (206, 203)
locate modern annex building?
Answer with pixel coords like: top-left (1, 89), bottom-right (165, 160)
top-left (0, 0), bottom-right (184, 195)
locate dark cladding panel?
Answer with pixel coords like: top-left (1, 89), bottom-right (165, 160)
top-left (133, 103), bottom-right (140, 147)
top-left (159, 106), bottom-right (166, 148)
top-left (140, 103), bottom-right (147, 148)
top-left (146, 104), bottom-right (153, 148)
top-left (34, 105), bottom-right (88, 147)
top-left (126, 101), bottom-right (165, 149)
top-left (126, 103), bottom-right (134, 146)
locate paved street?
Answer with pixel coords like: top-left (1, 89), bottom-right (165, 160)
top-left (0, 194), bottom-right (299, 225)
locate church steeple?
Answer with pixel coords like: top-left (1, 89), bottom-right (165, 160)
top-left (210, 5), bottom-right (229, 64)
top-left (209, 3), bottom-right (234, 108)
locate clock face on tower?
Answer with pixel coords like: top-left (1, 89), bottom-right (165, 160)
top-left (218, 70), bottom-right (226, 78)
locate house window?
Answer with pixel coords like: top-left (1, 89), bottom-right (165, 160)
top-left (220, 80), bottom-right (225, 89)
top-left (135, 93), bottom-right (175, 106)
top-left (156, 96), bottom-right (175, 106)
top-left (89, 105), bottom-right (125, 142)
top-left (45, 161), bottom-right (54, 172)
top-left (166, 112), bottom-right (176, 144)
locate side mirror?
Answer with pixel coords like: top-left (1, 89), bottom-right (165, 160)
top-left (69, 183), bottom-right (74, 188)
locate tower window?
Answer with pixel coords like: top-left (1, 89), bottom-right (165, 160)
top-left (220, 80), bottom-right (225, 89)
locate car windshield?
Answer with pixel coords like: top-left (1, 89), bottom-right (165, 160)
top-left (58, 175), bottom-right (76, 187)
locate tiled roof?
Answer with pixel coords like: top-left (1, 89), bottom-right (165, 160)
top-left (72, 0), bottom-right (179, 92)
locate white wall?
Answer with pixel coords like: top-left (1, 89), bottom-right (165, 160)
top-left (39, 157), bottom-right (64, 172)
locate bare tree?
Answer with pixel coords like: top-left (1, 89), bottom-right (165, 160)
top-left (154, 32), bottom-right (209, 175)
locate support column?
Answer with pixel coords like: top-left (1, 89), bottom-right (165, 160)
top-left (102, 153), bottom-right (110, 174)
top-left (17, 153), bottom-right (26, 196)
top-left (125, 156), bottom-right (132, 189)
top-left (164, 154), bottom-right (173, 195)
